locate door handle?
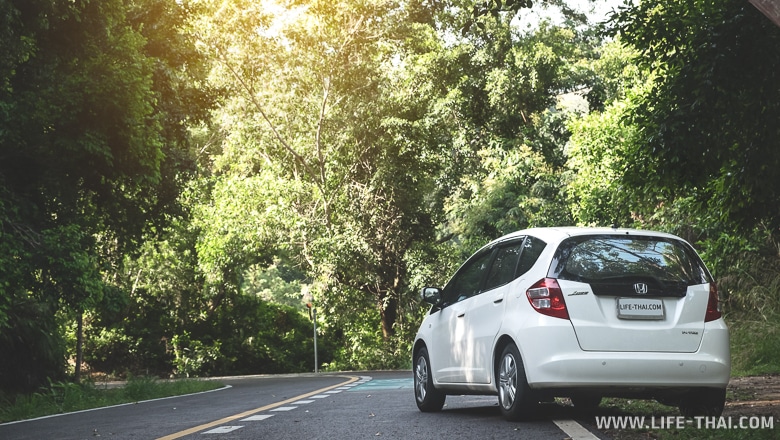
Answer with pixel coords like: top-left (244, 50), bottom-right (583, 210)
top-left (457, 313), bottom-right (465, 318)
top-left (493, 298), bottom-right (504, 304)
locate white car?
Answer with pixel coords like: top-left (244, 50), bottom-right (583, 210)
top-left (412, 227), bottom-right (730, 421)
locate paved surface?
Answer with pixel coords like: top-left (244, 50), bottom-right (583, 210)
top-left (0, 371), bottom-right (607, 439)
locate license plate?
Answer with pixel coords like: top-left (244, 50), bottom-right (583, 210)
top-left (616, 298), bottom-right (665, 320)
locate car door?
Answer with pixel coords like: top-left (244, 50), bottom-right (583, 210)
top-left (462, 240), bottom-right (526, 384)
top-left (426, 294), bottom-right (470, 384)
top-left (430, 249), bottom-right (493, 384)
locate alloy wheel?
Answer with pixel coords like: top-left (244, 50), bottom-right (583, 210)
top-left (415, 355), bottom-right (428, 402)
top-left (499, 351), bottom-right (518, 410)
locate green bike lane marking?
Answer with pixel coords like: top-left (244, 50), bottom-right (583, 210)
top-left (348, 378), bottom-right (414, 390)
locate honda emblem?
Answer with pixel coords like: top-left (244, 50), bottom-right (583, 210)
top-left (634, 283), bottom-right (649, 294)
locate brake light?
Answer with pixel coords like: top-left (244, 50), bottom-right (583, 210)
top-left (704, 282), bottom-right (722, 322)
top-left (526, 278), bottom-right (569, 320)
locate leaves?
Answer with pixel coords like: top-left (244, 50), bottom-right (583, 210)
top-left (0, 0), bottom-right (208, 389)
top-left (610, 0), bottom-right (780, 231)
top-left (189, 0), bottom-right (452, 354)
top-left (2, 0), bottom-right (778, 387)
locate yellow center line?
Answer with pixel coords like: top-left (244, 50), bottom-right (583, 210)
top-left (156, 375), bottom-right (360, 439)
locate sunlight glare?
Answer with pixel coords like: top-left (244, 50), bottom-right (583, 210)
top-left (258, 0), bottom-right (309, 39)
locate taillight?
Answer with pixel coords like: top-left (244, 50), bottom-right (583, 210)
top-left (704, 282), bottom-right (722, 322)
top-left (526, 278), bottom-right (569, 320)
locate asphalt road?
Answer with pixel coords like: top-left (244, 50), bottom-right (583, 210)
top-left (0, 371), bottom-right (608, 439)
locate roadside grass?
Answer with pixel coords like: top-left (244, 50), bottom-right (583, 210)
top-left (728, 312), bottom-right (780, 376)
top-left (0, 377), bottom-right (223, 424)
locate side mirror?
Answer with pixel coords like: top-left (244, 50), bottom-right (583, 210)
top-left (420, 287), bottom-right (442, 305)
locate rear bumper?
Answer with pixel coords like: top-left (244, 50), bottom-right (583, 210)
top-left (519, 319), bottom-right (730, 391)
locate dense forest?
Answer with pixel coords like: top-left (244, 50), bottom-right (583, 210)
top-left (1, 0), bottom-right (778, 395)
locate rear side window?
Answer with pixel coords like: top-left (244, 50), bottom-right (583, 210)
top-left (484, 242), bottom-right (523, 291)
top-left (549, 235), bottom-right (710, 297)
top-left (517, 236), bottom-right (546, 276)
top-left (484, 236), bottom-right (547, 291)
top-left (445, 235), bottom-right (549, 301)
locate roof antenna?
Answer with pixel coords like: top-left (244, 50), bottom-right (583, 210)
top-left (611, 221), bottom-right (619, 229)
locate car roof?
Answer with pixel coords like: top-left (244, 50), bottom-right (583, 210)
top-left (491, 226), bottom-right (682, 246)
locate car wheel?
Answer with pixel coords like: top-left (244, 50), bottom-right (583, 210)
top-left (678, 388), bottom-right (726, 417)
top-left (414, 347), bottom-right (446, 412)
top-left (571, 394), bottom-right (602, 413)
top-left (497, 343), bottom-right (536, 421)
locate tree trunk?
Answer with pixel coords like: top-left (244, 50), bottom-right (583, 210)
top-left (75, 311), bottom-right (83, 382)
top-left (379, 294), bottom-right (398, 340)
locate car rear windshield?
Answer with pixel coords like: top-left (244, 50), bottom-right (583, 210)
top-left (548, 235), bottom-right (711, 297)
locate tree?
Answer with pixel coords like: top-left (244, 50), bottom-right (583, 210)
top-left (430, 12), bottom-right (604, 248)
top-left (185, 0), bottom-right (454, 368)
top-left (564, 39), bottom-right (647, 227)
top-left (461, 0), bottom-right (589, 34)
top-left (0, 0), bottom-right (209, 390)
top-left (610, 0), bottom-right (780, 232)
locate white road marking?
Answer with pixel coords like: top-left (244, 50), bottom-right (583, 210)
top-left (241, 415), bottom-right (274, 421)
top-left (202, 426), bottom-right (242, 434)
top-left (553, 419), bottom-right (600, 440)
top-left (157, 375), bottom-right (361, 439)
top-left (164, 376), bottom-right (598, 440)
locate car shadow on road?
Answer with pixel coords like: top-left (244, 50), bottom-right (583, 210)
top-left (435, 397), bottom-right (631, 422)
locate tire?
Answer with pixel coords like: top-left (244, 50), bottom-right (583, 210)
top-left (497, 343), bottom-right (537, 421)
top-left (571, 394), bottom-right (602, 413)
top-left (414, 347), bottom-right (446, 412)
top-left (678, 388), bottom-right (726, 418)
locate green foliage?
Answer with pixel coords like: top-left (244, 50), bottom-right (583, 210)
top-left (170, 295), bottom-right (323, 376)
top-left (729, 313), bottom-right (780, 377)
top-left (190, 173), bottom-right (287, 285)
top-left (84, 321), bottom-right (173, 378)
top-left (438, 19), bottom-right (598, 248)
top-left (321, 294), bottom-right (415, 371)
top-left (446, 143), bottom-right (571, 248)
top-left (85, 281), bottom-right (322, 378)
top-left (462, 0), bottom-right (587, 35)
top-left (171, 332), bottom-right (222, 378)
top-left (3, 0), bottom-right (163, 229)
top-left (565, 100), bottom-right (637, 227)
top-left (0, 296), bottom-right (66, 394)
top-left (611, 0), bottom-right (780, 231)
top-left (1, 0), bottom-right (779, 394)
top-left (83, 212), bottom-right (323, 377)
top-left (188, 0), bottom-right (457, 356)
top-left (242, 259), bottom-right (307, 309)
top-left (713, 226), bottom-right (780, 316)
top-left (563, 37), bottom-right (655, 228)
top-left (0, 0), bottom-right (207, 391)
